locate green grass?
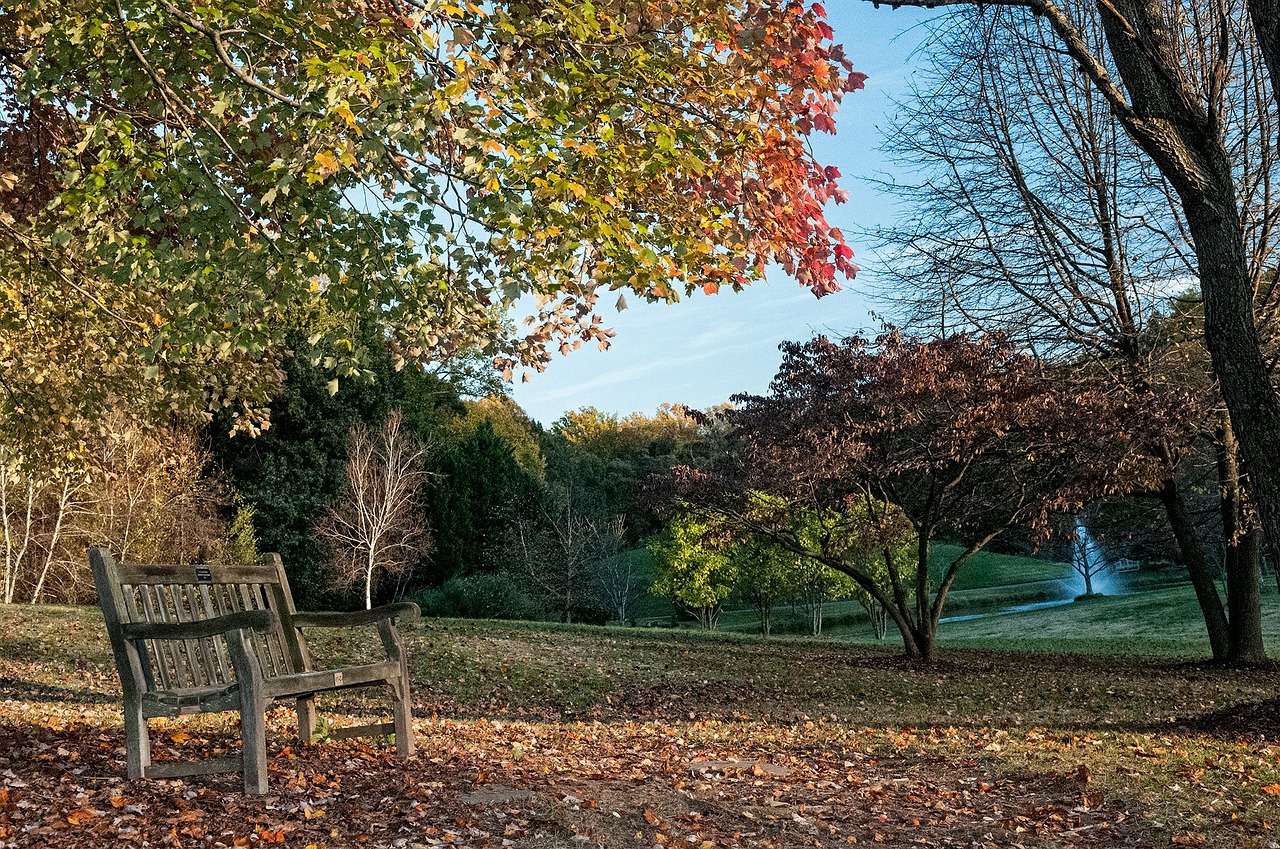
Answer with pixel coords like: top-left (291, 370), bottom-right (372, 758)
top-left (928, 543), bottom-right (1074, 590)
top-left (933, 582), bottom-right (1280, 656)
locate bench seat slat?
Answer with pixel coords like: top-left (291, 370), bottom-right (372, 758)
top-left (142, 683), bottom-right (243, 717)
top-left (263, 660), bottom-right (402, 699)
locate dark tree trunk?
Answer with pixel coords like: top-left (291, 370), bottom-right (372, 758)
top-left (1159, 479), bottom-right (1231, 660)
top-left (1226, 527), bottom-right (1265, 662)
top-left (1248, 0), bottom-right (1280, 116)
top-left (1192, 205), bottom-right (1280, 652)
top-left (1094, 1), bottom-right (1280, 621)
top-left (1218, 416), bottom-right (1267, 662)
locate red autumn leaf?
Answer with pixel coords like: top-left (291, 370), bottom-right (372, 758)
top-left (845, 71), bottom-right (868, 91)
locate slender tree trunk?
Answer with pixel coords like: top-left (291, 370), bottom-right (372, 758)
top-left (1228, 528), bottom-right (1265, 662)
top-left (30, 476), bottom-right (76, 604)
top-left (1159, 479), bottom-right (1230, 660)
top-left (1218, 416), bottom-right (1267, 662)
top-left (898, 625), bottom-right (927, 661)
top-left (914, 626), bottom-right (935, 663)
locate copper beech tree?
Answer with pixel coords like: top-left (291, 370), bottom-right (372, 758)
top-left (681, 332), bottom-right (1185, 661)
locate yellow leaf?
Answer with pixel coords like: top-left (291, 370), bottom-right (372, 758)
top-left (334, 100), bottom-right (360, 134)
top-left (313, 150), bottom-right (340, 179)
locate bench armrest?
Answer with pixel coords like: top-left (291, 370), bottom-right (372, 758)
top-left (288, 603), bottom-right (420, 629)
top-left (120, 610), bottom-right (276, 642)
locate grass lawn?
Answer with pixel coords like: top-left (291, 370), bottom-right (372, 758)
top-left (4, 604), bottom-right (1280, 848)
top-left (927, 544), bottom-right (1075, 591)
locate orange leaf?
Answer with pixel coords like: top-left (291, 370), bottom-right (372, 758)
top-left (1263, 784), bottom-right (1280, 795)
top-left (66, 807), bottom-right (100, 825)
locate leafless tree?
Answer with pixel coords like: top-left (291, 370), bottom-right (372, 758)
top-left (504, 486), bottom-right (626, 623)
top-left (316, 411), bottom-right (431, 609)
top-left (1071, 525), bottom-right (1113, 598)
top-left (866, 4), bottom-right (1279, 661)
top-left (590, 516), bottom-right (640, 623)
top-left (2, 413), bottom-right (245, 605)
top-left (0, 452), bottom-right (89, 604)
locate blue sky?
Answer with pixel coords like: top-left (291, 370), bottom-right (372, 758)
top-left (509, 4), bottom-right (943, 427)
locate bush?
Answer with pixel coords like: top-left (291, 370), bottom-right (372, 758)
top-left (412, 573), bottom-right (537, 620)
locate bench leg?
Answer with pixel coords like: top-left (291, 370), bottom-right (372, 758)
top-left (123, 694), bottom-right (151, 780)
top-left (296, 696), bottom-right (317, 743)
top-left (227, 627), bottom-right (269, 795)
top-left (392, 678), bottom-right (414, 758)
top-left (376, 619), bottom-right (415, 758)
top-left (240, 694), bottom-right (268, 795)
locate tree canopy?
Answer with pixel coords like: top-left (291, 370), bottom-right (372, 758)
top-left (1, 0), bottom-right (863, 467)
top-left (680, 331), bottom-right (1183, 659)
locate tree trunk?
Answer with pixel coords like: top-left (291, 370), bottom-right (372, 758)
top-left (1227, 528), bottom-right (1265, 663)
top-left (1094, 0), bottom-right (1280, 622)
top-left (1158, 479), bottom-right (1230, 660)
top-left (1192, 207), bottom-right (1280, 644)
top-left (1217, 416), bottom-right (1267, 662)
top-left (898, 625), bottom-right (930, 661)
top-left (1248, 0), bottom-right (1280, 117)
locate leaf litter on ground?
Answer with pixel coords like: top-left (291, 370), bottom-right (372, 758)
top-left (3, 606), bottom-right (1280, 848)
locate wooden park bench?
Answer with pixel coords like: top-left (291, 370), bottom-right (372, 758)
top-left (90, 547), bottom-right (419, 794)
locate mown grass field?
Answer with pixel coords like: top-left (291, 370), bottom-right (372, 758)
top-left (4, 603), bottom-right (1280, 848)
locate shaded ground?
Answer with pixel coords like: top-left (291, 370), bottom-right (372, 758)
top-left (3, 606), bottom-right (1280, 848)
top-left (0, 710), bottom-right (1152, 848)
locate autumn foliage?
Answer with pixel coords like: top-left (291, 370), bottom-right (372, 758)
top-left (680, 331), bottom-right (1188, 659)
top-left (1, 0), bottom-right (862, 467)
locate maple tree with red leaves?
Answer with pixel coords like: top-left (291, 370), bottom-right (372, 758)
top-left (680, 331), bottom-right (1188, 661)
top-left (0, 0), bottom-right (863, 468)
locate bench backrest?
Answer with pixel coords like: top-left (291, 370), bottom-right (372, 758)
top-left (90, 548), bottom-right (312, 693)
